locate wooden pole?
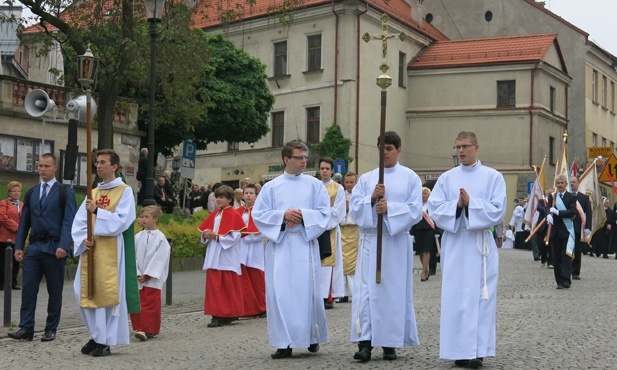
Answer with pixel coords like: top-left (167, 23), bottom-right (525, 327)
top-left (376, 91), bottom-right (387, 283)
top-left (86, 89), bottom-right (94, 299)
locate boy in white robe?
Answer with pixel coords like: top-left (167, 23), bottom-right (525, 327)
top-left (318, 157), bottom-right (346, 309)
top-left (131, 206), bottom-right (170, 341)
top-left (427, 131), bottom-right (506, 369)
top-left (349, 131), bottom-right (423, 362)
top-left (252, 141), bottom-right (331, 359)
top-left (72, 149), bottom-right (137, 357)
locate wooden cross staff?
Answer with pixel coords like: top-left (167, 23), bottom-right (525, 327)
top-left (362, 14), bottom-right (405, 283)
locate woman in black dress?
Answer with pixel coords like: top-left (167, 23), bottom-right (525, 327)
top-left (410, 187), bottom-right (439, 281)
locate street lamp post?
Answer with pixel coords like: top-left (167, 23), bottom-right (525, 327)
top-left (77, 45), bottom-right (99, 299)
top-left (452, 154), bottom-right (460, 167)
top-left (143, 0), bottom-right (165, 206)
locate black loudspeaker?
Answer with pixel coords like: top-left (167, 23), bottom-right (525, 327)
top-left (63, 119), bottom-right (79, 181)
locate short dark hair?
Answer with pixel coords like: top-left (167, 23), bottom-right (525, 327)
top-left (377, 131), bottom-right (401, 149)
top-left (96, 149), bottom-right (120, 166)
top-left (243, 183), bottom-right (259, 195)
top-left (281, 141), bottom-right (308, 160)
top-left (319, 156), bottom-right (334, 170)
top-left (40, 153), bottom-right (57, 164)
top-left (344, 171), bottom-right (357, 179)
top-left (215, 185), bottom-right (235, 202)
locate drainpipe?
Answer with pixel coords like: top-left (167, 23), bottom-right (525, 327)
top-left (355, 2), bottom-right (369, 173)
top-left (529, 62), bottom-right (539, 167)
top-left (331, 0), bottom-right (339, 126)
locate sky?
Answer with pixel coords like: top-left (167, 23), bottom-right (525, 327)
top-left (545, 0), bottom-right (617, 56)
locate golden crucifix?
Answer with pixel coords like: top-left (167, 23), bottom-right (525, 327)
top-left (362, 13), bottom-right (406, 91)
top-left (361, 13), bottom-right (406, 283)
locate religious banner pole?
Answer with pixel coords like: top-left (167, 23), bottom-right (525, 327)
top-left (77, 46), bottom-right (100, 299)
top-left (362, 14), bottom-right (405, 283)
top-left (545, 131), bottom-right (568, 246)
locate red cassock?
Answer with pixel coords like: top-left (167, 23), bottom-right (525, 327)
top-left (236, 206), bottom-right (266, 316)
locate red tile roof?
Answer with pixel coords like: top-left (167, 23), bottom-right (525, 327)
top-left (409, 34), bottom-right (563, 70)
top-left (192, 0), bottom-right (448, 42)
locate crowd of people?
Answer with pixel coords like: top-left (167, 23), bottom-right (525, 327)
top-left (4, 130), bottom-right (510, 369)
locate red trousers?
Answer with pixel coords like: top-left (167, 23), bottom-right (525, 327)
top-left (204, 269), bottom-right (244, 318)
top-left (240, 265), bottom-right (266, 316)
top-left (130, 287), bottom-right (162, 335)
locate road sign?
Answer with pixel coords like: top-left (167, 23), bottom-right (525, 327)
top-left (598, 153), bottom-right (617, 183)
top-left (182, 140), bottom-right (196, 160)
top-left (333, 159), bottom-right (346, 174)
top-left (588, 146), bottom-right (614, 158)
top-left (181, 141), bottom-right (196, 180)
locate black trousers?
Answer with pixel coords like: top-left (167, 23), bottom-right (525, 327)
top-left (19, 248), bottom-right (66, 332)
top-left (551, 235), bottom-right (573, 286)
top-left (0, 242), bottom-right (20, 287)
top-left (572, 233), bottom-right (587, 275)
top-left (537, 232), bottom-right (552, 265)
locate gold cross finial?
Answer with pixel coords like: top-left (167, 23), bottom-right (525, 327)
top-left (362, 14), bottom-right (406, 90)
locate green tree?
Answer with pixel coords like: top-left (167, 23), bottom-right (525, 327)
top-left (153, 33), bottom-right (274, 154)
top-left (314, 124), bottom-right (353, 166)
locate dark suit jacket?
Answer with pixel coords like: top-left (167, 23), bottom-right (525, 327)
top-left (547, 192), bottom-right (577, 240)
top-left (15, 182), bottom-right (77, 255)
top-left (536, 199), bottom-right (549, 233)
top-left (572, 192), bottom-right (592, 233)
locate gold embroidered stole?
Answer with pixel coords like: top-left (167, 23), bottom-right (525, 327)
top-left (80, 183), bottom-right (128, 308)
top-left (321, 182), bottom-right (340, 267)
top-left (340, 224), bottom-right (359, 275)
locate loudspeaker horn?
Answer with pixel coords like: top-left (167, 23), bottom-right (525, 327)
top-left (66, 95), bottom-right (97, 123)
top-left (24, 89), bottom-right (56, 117)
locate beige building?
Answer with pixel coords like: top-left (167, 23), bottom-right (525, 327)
top-left (190, 0), bottom-right (448, 187)
top-left (407, 34), bottom-right (570, 217)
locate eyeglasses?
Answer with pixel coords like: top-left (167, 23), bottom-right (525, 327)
top-left (453, 144), bottom-right (475, 151)
top-left (95, 161), bottom-right (112, 166)
top-left (289, 155), bottom-right (309, 160)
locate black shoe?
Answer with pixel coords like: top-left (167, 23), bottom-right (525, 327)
top-left (258, 311), bottom-right (267, 318)
top-left (81, 339), bottom-right (97, 355)
top-left (324, 299), bottom-right (334, 310)
top-left (271, 347), bottom-right (292, 359)
top-left (308, 343), bottom-right (320, 353)
top-left (603, 255), bottom-right (609, 259)
top-left (91, 344), bottom-right (111, 357)
top-left (208, 317), bottom-right (224, 328)
top-left (353, 347), bottom-right (372, 362)
top-left (534, 258), bottom-right (540, 261)
top-left (429, 270), bottom-right (436, 275)
top-left (468, 358), bottom-right (484, 368)
top-left (383, 347), bottom-right (397, 360)
top-left (41, 329), bottom-right (56, 342)
top-left (12, 284), bottom-right (21, 290)
top-left (337, 296), bottom-right (349, 303)
top-left (572, 275), bottom-right (580, 280)
top-left (563, 282), bottom-right (571, 289)
top-left (455, 359), bottom-right (470, 367)
top-left (556, 285), bottom-right (563, 289)
top-left (8, 328), bottom-right (33, 341)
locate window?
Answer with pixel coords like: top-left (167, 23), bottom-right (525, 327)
top-left (274, 41), bottom-right (288, 77)
top-left (602, 137), bottom-right (607, 147)
top-left (592, 133), bottom-right (597, 147)
top-left (0, 135), bottom-right (53, 173)
top-left (592, 70), bottom-right (598, 102)
top-left (306, 107), bottom-right (320, 144)
top-left (307, 34), bottom-right (322, 71)
top-left (398, 52), bottom-right (406, 88)
top-left (497, 80), bottom-right (515, 107)
top-left (549, 136), bottom-right (555, 165)
top-left (549, 86), bottom-right (555, 113)
top-left (611, 81), bottom-right (615, 113)
top-left (602, 76), bottom-right (607, 107)
top-left (227, 142), bottom-right (239, 151)
top-left (271, 111), bottom-right (285, 147)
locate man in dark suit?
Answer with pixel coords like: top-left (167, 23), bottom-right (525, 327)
top-left (570, 176), bottom-right (592, 280)
top-left (535, 188), bottom-right (553, 268)
top-left (8, 153), bottom-right (77, 342)
top-left (546, 175), bottom-right (577, 289)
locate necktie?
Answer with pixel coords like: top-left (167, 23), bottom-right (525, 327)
top-left (40, 183), bottom-right (48, 205)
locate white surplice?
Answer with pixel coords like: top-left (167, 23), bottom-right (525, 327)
top-left (349, 163), bottom-right (423, 348)
top-left (252, 172), bottom-right (331, 349)
top-left (134, 229), bottom-right (171, 290)
top-left (239, 210), bottom-right (266, 270)
top-left (72, 178), bottom-right (136, 346)
top-left (320, 179), bottom-right (346, 299)
top-left (426, 161), bottom-right (506, 360)
top-left (201, 212), bottom-right (242, 274)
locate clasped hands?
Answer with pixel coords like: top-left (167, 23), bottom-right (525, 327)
top-left (284, 209), bottom-right (303, 228)
top-left (457, 188), bottom-right (470, 208)
top-left (201, 229), bottom-right (217, 240)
